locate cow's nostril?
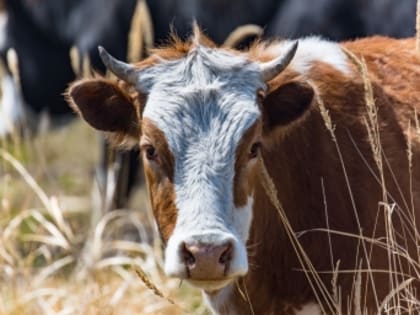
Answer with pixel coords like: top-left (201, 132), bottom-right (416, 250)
top-left (182, 243), bottom-right (196, 267)
top-left (219, 243), bottom-right (232, 265)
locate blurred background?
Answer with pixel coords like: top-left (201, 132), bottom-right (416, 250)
top-left (0, 0), bottom-right (417, 314)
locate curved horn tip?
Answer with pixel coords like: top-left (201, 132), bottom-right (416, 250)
top-left (261, 40), bottom-right (299, 82)
top-left (286, 41), bottom-right (299, 61)
top-left (96, 46), bottom-right (141, 86)
top-left (98, 46), bottom-right (110, 63)
top-left (289, 41), bottom-right (299, 54)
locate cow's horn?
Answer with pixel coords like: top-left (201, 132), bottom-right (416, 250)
top-left (98, 46), bottom-right (139, 85)
top-left (260, 41), bottom-right (298, 82)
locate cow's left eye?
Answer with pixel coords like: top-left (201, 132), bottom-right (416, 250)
top-left (249, 142), bottom-right (261, 159)
top-left (144, 145), bottom-right (158, 161)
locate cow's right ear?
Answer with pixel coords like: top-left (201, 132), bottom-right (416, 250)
top-left (66, 78), bottom-right (141, 146)
top-left (261, 80), bottom-right (314, 135)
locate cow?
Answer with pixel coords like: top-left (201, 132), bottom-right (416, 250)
top-left (66, 27), bottom-right (420, 314)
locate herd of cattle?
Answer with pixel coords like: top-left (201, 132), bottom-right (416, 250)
top-left (2, 0), bottom-right (420, 314)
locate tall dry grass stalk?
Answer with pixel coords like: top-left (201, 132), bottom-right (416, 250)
top-left (6, 49), bottom-right (21, 93)
top-left (1, 128), bottom-right (203, 314)
top-left (134, 266), bottom-right (178, 308)
top-left (347, 48), bottom-right (420, 312)
top-left (69, 46), bottom-right (92, 78)
top-left (317, 89), bottom-right (383, 311)
top-left (259, 156), bottom-right (338, 314)
top-left (127, 0), bottom-right (154, 63)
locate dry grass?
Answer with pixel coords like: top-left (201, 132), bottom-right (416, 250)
top-left (0, 121), bottom-right (207, 315)
top-left (127, 0), bottom-right (154, 63)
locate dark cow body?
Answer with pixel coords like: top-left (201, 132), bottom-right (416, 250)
top-left (147, 0), bottom-right (280, 44)
top-left (266, 0), bottom-right (417, 40)
top-left (2, 0), bottom-right (137, 116)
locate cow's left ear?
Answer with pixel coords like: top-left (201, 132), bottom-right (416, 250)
top-left (261, 80), bottom-right (314, 135)
top-left (66, 78), bottom-right (141, 147)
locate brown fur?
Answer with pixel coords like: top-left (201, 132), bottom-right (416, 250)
top-left (141, 118), bottom-right (177, 242)
top-left (226, 36), bottom-right (420, 314)
top-left (66, 78), bottom-right (143, 147)
top-left (233, 121), bottom-right (262, 208)
top-left (66, 34), bottom-right (420, 314)
top-left (136, 30), bottom-right (217, 66)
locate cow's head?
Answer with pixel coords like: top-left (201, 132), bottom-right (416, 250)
top-left (67, 32), bottom-right (314, 292)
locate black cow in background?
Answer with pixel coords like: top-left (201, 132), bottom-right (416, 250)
top-left (1, 0), bottom-right (139, 209)
top-left (149, 0), bottom-right (417, 43)
top-left (266, 0), bottom-right (417, 40)
top-left (1, 0), bottom-right (417, 210)
top-left (2, 0), bottom-right (137, 116)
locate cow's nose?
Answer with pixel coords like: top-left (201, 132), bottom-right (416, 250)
top-left (181, 241), bottom-right (233, 280)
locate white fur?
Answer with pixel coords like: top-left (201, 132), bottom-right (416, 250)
top-left (0, 13), bottom-right (26, 137)
top-left (265, 36), bottom-right (350, 75)
top-left (295, 303), bottom-right (322, 315)
top-left (0, 74), bottom-right (25, 136)
top-left (142, 44), bottom-right (262, 285)
top-left (0, 12), bottom-right (7, 51)
top-left (203, 284), bottom-right (237, 315)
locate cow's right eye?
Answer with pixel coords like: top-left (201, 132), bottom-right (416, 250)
top-left (144, 145), bottom-right (158, 161)
top-left (249, 142), bottom-right (261, 159)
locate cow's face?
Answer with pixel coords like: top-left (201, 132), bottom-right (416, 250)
top-left (67, 36), bottom-right (313, 292)
top-left (139, 47), bottom-right (264, 291)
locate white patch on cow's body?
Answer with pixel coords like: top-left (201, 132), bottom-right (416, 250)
top-left (0, 74), bottom-right (25, 136)
top-left (142, 44), bottom-right (262, 284)
top-left (295, 303), bottom-right (321, 315)
top-left (265, 36), bottom-right (350, 75)
top-left (0, 12), bottom-right (8, 51)
top-left (203, 284), bottom-right (237, 315)
top-left (0, 12), bottom-right (27, 137)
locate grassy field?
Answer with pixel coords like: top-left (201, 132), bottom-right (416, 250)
top-left (0, 120), bottom-right (207, 315)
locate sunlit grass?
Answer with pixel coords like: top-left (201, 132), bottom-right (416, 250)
top-left (0, 120), bottom-right (206, 315)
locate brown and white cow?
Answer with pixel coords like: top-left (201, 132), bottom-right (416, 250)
top-left (66, 29), bottom-right (420, 314)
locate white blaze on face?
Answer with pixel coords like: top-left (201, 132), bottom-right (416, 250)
top-left (141, 44), bottom-right (264, 282)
